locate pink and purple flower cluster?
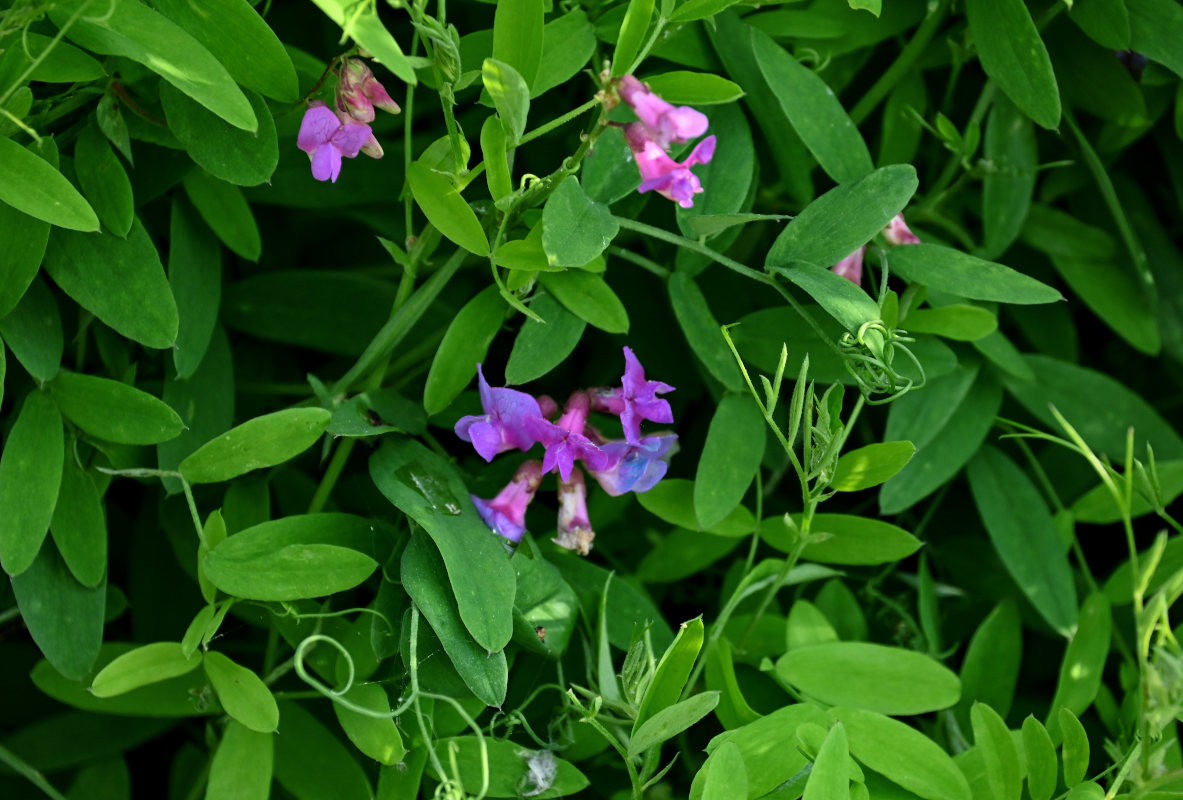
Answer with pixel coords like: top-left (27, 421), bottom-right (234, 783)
top-left (616, 75), bottom-right (717, 208)
top-left (455, 347), bottom-right (676, 555)
top-left (831, 213), bottom-right (922, 285)
top-left (297, 57), bottom-right (400, 183)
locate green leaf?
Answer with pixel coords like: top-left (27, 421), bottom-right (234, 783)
top-left (751, 28), bottom-right (873, 183)
top-left (972, 330), bottom-right (1035, 382)
top-left (629, 692), bottom-right (720, 758)
top-left (0, 392), bottom-right (63, 576)
top-left (831, 707), bottom-right (971, 800)
top-left (408, 162), bottom-right (489, 256)
top-left (152, 0), bottom-right (298, 101)
top-left (505, 291), bottom-right (586, 385)
top-left (956, 601), bottom-right (1022, 734)
top-left (44, 221), bottom-right (179, 349)
top-left (1127, 0), bottom-right (1183, 80)
top-left (203, 651), bottom-right (279, 733)
top-left (10, 540), bottom-right (104, 680)
top-left (0, 138), bottom-right (98, 232)
top-left (539, 270), bottom-right (629, 333)
top-left (704, 704), bottom-right (827, 796)
top-left (493, 0), bottom-right (545, 89)
top-left (1021, 204), bottom-right (1119, 262)
top-left (49, 371), bottom-right (184, 445)
top-left (370, 438), bottom-right (516, 653)
top-left (207, 722), bottom-right (273, 800)
top-left (1022, 716), bottom-right (1058, 800)
top-left (700, 741), bottom-right (749, 800)
top-left (638, 528), bottom-right (744, 583)
top-left (889, 243), bottom-right (1063, 304)
top-left (1002, 355), bottom-right (1183, 460)
top-left (612, 0), bottom-right (655, 77)
top-left (274, 699), bottom-right (372, 800)
top-left (306, 0), bottom-right (416, 84)
top-left (769, 264), bottom-right (883, 347)
top-left (0, 141), bottom-right (53, 317)
top-left (848, 0), bottom-right (881, 16)
top-left (965, 0), bottom-right (1061, 129)
top-left (1073, 459), bottom-right (1183, 524)
top-left (0, 276), bottom-right (63, 383)
top-left (180, 408), bottom-right (331, 484)
top-left (401, 533), bottom-right (508, 707)
top-left (804, 723), bottom-right (850, 800)
top-left (1051, 256), bottom-right (1160, 355)
top-left (1046, 593), bottom-right (1111, 738)
top-left (202, 514), bottom-right (379, 601)
top-left (428, 737), bottom-right (589, 797)
top-left (971, 703), bottom-right (1022, 800)
top-left (763, 513), bottom-right (922, 565)
top-left (1069, 0), bottom-right (1130, 49)
top-left (333, 683), bottom-right (405, 766)
top-left (423, 285), bottom-right (506, 415)
top-left (90, 642), bottom-right (201, 698)
top-left (695, 393), bottom-right (766, 528)
top-left (1059, 708), bottom-right (1089, 786)
top-left (481, 116), bottom-right (513, 203)
top-left (23, 32), bottom-right (106, 82)
top-left (766, 165), bottom-right (917, 270)
top-left (778, 643), bottom-right (960, 715)
top-left (482, 59), bottom-right (530, 144)
top-left (183, 171), bottom-right (261, 261)
top-left (676, 105), bottom-right (756, 243)
top-left (73, 123), bottom-right (133, 237)
top-left (162, 85), bottom-right (278, 186)
top-left (968, 447), bottom-right (1079, 635)
top-left (52, 0), bottom-right (256, 131)
top-left (904, 304), bottom-right (999, 341)
top-left (512, 545), bottom-right (578, 658)
top-left (49, 446), bottom-right (107, 588)
top-left (535, 10), bottom-right (596, 97)
top-left (831, 441), bottom-right (916, 491)
top-left (981, 96), bottom-right (1036, 259)
top-left (669, 273), bottom-right (744, 392)
top-left (168, 196), bottom-right (221, 378)
top-left (642, 71), bottom-right (745, 104)
top-left (635, 617), bottom-right (704, 731)
top-left (542, 177), bottom-right (619, 268)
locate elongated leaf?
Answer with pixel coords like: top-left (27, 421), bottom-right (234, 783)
top-left (612, 0), bottom-right (655, 77)
top-left (770, 264), bottom-right (883, 347)
top-left (45, 221), bottom-right (179, 349)
top-left (669, 273), bottom-right (744, 392)
top-left (1127, 0), bottom-right (1183, 80)
top-left (91, 642), bottom-right (202, 697)
top-left (204, 651), bottom-right (279, 733)
top-left (889, 243), bottom-right (1062, 304)
top-left (972, 703), bottom-right (1022, 800)
top-left (539, 270), bottom-right (629, 333)
top-left (52, 0), bottom-right (256, 130)
top-left (0, 142), bottom-right (53, 317)
top-left (629, 692), bottom-right (720, 757)
top-left (370, 438), bottom-right (516, 653)
top-left (635, 618), bottom-right (704, 731)
top-left (704, 704), bottom-right (827, 796)
top-left (956, 601), bottom-right (1022, 734)
top-left (831, 441), bottom-right (915, 491)
top-left (751, 28), bottom-right (872, 183)
top-left (162, 84), bottom-right (278, 186)
top-left (505, 291), bottom-right (586, 385)
top-left (535, 9), bottom-right (596, 97)
top-left (804, 723), bottom-right (850, 800)
top-left (778, 642), bottom-right (960, 715)
top-left (1051, 256), bottom-right (1160, 355)
top-left (767, 165), bottom-right (918, 269)
top-left (763, 513), bottom-right (922, 565)
top-left (493, 0), bottom-right (545, 89)
top-left (0, 392), bottom-right (63, 576)
top-left (49, 371), bottom-right (184, 445)
top-left (180, 408), bottom-right (331, 484)
top-left (1047, 593), bottom-right (1111, 739)
top-left (206, 722), bottom-right (273, 800)
top-left (1023, 716), bottom-right (1058, 800)
top-left (966, 0), bottom-right (1061, 129)
top-left (968, 447), bottom-right (1078, 635)
top-left (73, 123), bottom-right (133, 237)
top-left (0, 276), bottom-right (63, 383)
top-left (402, 533), bottom-right (508, 707)
top-left (307, 0), bottom-right (416, 84)
top-left (0, 137), bottom-right (97, 232)
top-left (408, 162), bottom-right (489, 256)
top-left (1059, 708), bottom-right (1089, 786)
top-left (334, 683), bottom-right (405, 766)
top-left (183, 171), bottom-right (261, 261)
top-left (168, 196), bottom-right (221, 378)
top-left (695, 393), bottom-right (766, 528)
top-left (982, 96), bottom-right (1036, 258)
top-left (423, 285), bottom-right (506, 415)
top-left (644, 71), bottom-right (745, 105)
top-left (49, 452), bottom-right (107, 588)
top-left (483, 59), bottom-right (530, 144)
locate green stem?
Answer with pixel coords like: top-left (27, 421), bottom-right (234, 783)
top-left (850, 0), bottom-right (950, 124)
top-left (0, 0), bottom-right (93, 107)
top-left (307, 439), bottom-right (354, 514)
top-left (736, 515), bottom-right (813, 652)
top-left (0, 744), bottom-right (69, 800)
top-left (606, 245), bottom-right (671, 279)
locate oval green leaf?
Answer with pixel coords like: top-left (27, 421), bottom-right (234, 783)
top-left (0, 138), bottom-right (98, 232)
top-left (49, 371), bottom-right (184, 445)
top-left (91, 642), bottom-right (202, 698)
top-left (206, 721), bottom-right (273, 800)
top-left (889, 243), bottom-right (1063, 304)
top-left (505, 291), bottom-right (586, 385)
top-left (1059, 707), bottom-right (1089, 786)
top-left (542, 177), bottom-right (619, 268)
top-left (162, 84), bottom-right (278, 186)
top-left (73, 123), bottom-right (133, 237)
top-left (179, 408), bottom-right (331, 484)
top-left (904, 305), bottom-right (999, 341)
top-left (763, 513), bottom-right (922, 566)
top-left (423, 285), bottom-right (506, 415)
top-left (538, 270), bottom-right (629, 334)
top-left (407, 162), bottom-right (489, 256)
top-left (0, 391), bottom-right (63, 576)
top-left (204, 651), bottom-right (279, 733)
top-left (333, 683), bottom-right (406, 766)
top-left (804, 722), bottom-right (849, 800)
top-left (695, 393), bottom-right (766, 528)
top-left (1022, 716), bottom-right (1057, 800)
top-left (643, 71), bottom-right (745, 105)
top-left (831, 441), bottom-right (916, 491)
top-left (971, 702), bottom-right (1022, 800)
top-left (49, 452), bottom-right (107, 588)
top-left (966, 0), bottom-right (1061, 129)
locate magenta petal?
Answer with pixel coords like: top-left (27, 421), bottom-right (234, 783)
top-left (310, 145), bottom-right (340, 182)
top-left (686, 135), bottom-right (717, 166)
top-left (467, 420), bottom-right (503, 462)
top-left (332, 122), bottom-right (373, 158)
top-left (638, 173), bottom-right (675, 195)
top-left (297, 105), bottom-right (340, 153)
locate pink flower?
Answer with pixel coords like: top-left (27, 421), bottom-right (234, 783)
top-left (589, 346), bottom-right (675, 445)
top-left (883, 214), bottom-right (920, 246)
top-left (555, 468), bottom-right (595, 555)
top-left (472, 460), bottom-right (543, 545)
top-left (617, 75), bottom-right (709, 149)
top-left (831, 246), bottom-right (866, 285)
top-left (337, 58), bottom-right (401, 123)
top-left (624, 123), bottom-right (716, 209)
top-left (524, 391), bottom-right (613, 482)
top-left (296, 102), bottom-right (372, 183)
top-left (455, 365), bottom-right (543, 462)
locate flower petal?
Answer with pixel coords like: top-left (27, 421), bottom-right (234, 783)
top-left (332, 122), bottom-right (374, 158)
top-left (297, 104), bottom-right (341, 154)
top-left (310, 144), bottom-right (341, 182)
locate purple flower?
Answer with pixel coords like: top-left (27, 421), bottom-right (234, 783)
top-left (587, 433), bottom-right (677, 496)
top-left (555, 467), bottom-right (595, 555)
top-left (525, 391), bottom-right (613, 483)
top-left (624, 123), bottom-right (716, 209)
top-left (831, 246), bottom-right (866, 285)
top-left (455, 365), bottom-right (543, 462)
top-left (883, 213), bottom-right (921, 246)
top-left (297, 101), bottom-right (373, 183)
top-left (617, 75), bottom-right (709, 149)
top-left (472, 460), bottom-right (543, 544)
top-left (590, 347), bottom-right (675, 445)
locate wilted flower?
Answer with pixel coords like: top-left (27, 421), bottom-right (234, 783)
top-left (831, 246), bottom-right (866, 285)
top-left (589, 346), bottom-right (675, 444)
top-left (883, 213), bottom-right (921, 246)
top-left (624, 123), bottom-right (716, 209)
top-left (455, 365), bottom-right (543, 462)
top-left (555, 468), bottom-right (595, 555)
top-left (472, 460), bottom-right (544, 544)
top-left (296, 101), bottom-right (372, 183)
top-left (617, 75), bottom-right (709, 149)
